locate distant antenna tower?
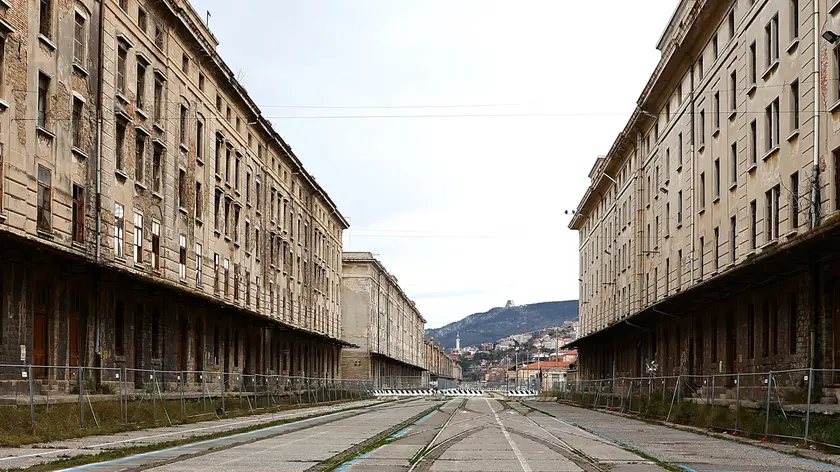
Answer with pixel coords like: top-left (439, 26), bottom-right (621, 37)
top-left (505, 300), bottom-right (515, 308)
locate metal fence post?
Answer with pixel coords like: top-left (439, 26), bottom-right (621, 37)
top-left (735, 373), bottom-right (741, 432)
top-left (78, 366), bottom-right (84, 428)
top-left (220, 372), bottom-right (225, 411)
top-left (804, 368), bottom-right (814, 443)
top-left (152, 370), bottom-right (157, 424)
top-left (764, 371), bottom-right (773, 436)
top-left (28, 365), bottom-right (35, 431)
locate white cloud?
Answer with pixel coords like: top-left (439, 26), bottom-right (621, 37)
top-left (193, 0), bottom-right (679, 328)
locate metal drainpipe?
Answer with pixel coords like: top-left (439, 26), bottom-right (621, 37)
top-left (93, 0), bottom-right (106, 359)
top-left (689, 63), bottom-right (696, 283)
top-left (809, 0), bottom-right (821, 371)
top-left (811, 0), bottom-right (821, 231)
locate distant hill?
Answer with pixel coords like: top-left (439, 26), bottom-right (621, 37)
top-left (425, 300), bottom-right (578, 349)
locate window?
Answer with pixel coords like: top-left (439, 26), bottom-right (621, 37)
top-left (114, 301), bottom-right (124, 356)
top-left (699, 236), bottom-right (705, 277)
top-left (728, 8), bottom-right (736, 39)
top-left (179, 234), bottom-right (187, 280)
top-left (750, 199), bottom-right (757, 249)
top-left (712, 34), bottom-right (718, 60)
top-left (73, 13), bottom-right (85, 64)
top-left (749, 41), bottom-right (757, 85)
top-left (135, 133), bottom-right (145, 181)
top-left (677, 249), bottom-right (683, 287)
top-left (835, 46), bottom-right (840, 103)
top-left (714, 159), bottom-right (720, 198)
top-left (195, 181), bottom-right (202, 218)
top-left (152, 144), bottom-right (162, 193)
top-left (224, 199), bottom-right (230, 236)
top-left (195, 243), bottom-right (202, 287)
top-left (181, 53), bottom-right (189, 73)
top-left (791, 171), bottom-right (800, 228)
top-left (215, 135), bottom-right (223, 174)
top-left (225, 105), bottom-right (231, 122)
top-left (790, 0), bottom-right (799, 42)
top-left (39, 0), bottom-right (51, 38)
top-left (665, 148), bottom-right (670, 177)
top-left (233, 206), bottom-right (240, 243)
top-left (225, 146), bottom-right (231, 182)
top-left (766, 185), bottom-right (780, 241)
top-left (37, 73), bottom-right (49, 128)
top-left (71, 98), bottom-right (83, 148)
top-left (213, 253), bottom-right (220, 294)
top-left (765, 15), bottom-right (779, 68)
top-left (151, 220), bottom-right (160, 270)
top-left (214, 190), bottom-right (221, 230)
top-left (235, 156), bottom-right (240, 190)
top-left (713, 91), bottom-right (720, 130)
top-left (138, 7), bottom-right (147, 33)
top-left (699, 172), bottom-right (706, 209)
top-left (36, 166), bottom-right (51, 231)
top-left (677, 190), bottom-right (683, 225)
top-left (245, 221), bottom-right (250, 251)
top-left (153, 77), bottom-right (163, 122)
top-left (245, 271), bottom-right (251, 305)
top-left (665, 202), bottom-right (670, 237)
top-left (196, 119), bottom-right (204, 160)
top-left (747, 304), bottom-right (756, 359)
top-left (216, 94), bottom-right (222, 111)
top-left (178, 169), bottom-right (186, 210)
top-left (114, 203), bottom-right (124, 258)
top-left (233, 264), bottom-right (240, 301)
top-left (255, 228), bottom-right (260, 258)
top-left (730, 215), bottom-right (736, 263)
top-left (789, 293), bottom-right (798, 354)
top-left (677, 132), bottom-right (683, 168)
top-left (118, 0), bottom-right (126, 10)
top-left (729, 71), bottom-right (737, 115)
top-left (133, 212), bottom-right (143, 263)
top-left (72, 184), bottom-right (85, 243)
top-left (665, 258), bottom-right (670, 294)
top-left (730, 142), bottom-right (737, 186)
top-left (223, 258), bottom-right (230, 297)
top-left (698, 55), bottom-right (704, 80)
top-left (180, 105), bottom-right (188, 144)
top-left (256, 179), bottom-right (261, 210)
top-left (154, 24), bottom-right (164, 49)
top-left (765, 98), bottom-right (779, 152)
top-left (790, 80), bottom-right (799, 131)
top-left (246, 172), bottom-right (251, 203)
top-left (698, 109), bottom-right (705, 147)
top-left (136, 62), bottom-right (146, 110)
top-left (713, 227), bottom-right (719, 270)
top-left (115, 120), bottom-right (126, 171)
top-left (198, 72), bottom-right (205, 91)
top-left (749, 119), bottom-right (757, 166)
top-left (117, 45), bottom-right (127, 94)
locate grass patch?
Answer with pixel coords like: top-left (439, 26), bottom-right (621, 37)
top-left (0, 391), bottom-right (368, 447)
top-left (4, 400), bottom-right (381, 472)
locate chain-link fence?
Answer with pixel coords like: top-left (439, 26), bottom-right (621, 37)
top-left (0, 364), bottom-right (376, 446)
top-left (547, 368), bottom-right (840, 450)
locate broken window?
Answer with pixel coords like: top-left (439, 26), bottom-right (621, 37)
top-left (179, 234), bottom-right (187, 280)
top-left (114, 202), bottom-right (124, 258)
top-left (195, 243), bottom-right (202, 288)
top-left (151, 220), bottom-right (160, 270)
top-left (72, 184), bottom-right (85, 243)
top-left (133, 212), bottom-right (143, 263)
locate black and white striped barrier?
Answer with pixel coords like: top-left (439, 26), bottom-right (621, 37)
top-left (369, 389), bottom-right (487, 397)
top-left (506, 389), bottom-right (539, 397)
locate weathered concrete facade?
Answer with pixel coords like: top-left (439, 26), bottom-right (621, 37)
top-left (0, 0), bottom-right (347, 390)
top-left (570, 0), bottom-right (840, 382)
top-left (340, 252), bottom-right (424, 386)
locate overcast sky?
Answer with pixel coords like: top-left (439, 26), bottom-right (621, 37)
top-left (192, 0), bottom-right (679, 328)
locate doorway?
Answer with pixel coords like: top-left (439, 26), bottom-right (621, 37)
top-left (33, 286), bottom-right (50, 379)
top-left (134, 306), bottom-right (144, 387)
